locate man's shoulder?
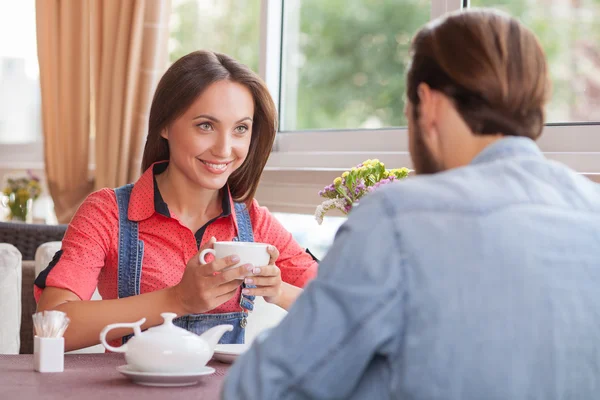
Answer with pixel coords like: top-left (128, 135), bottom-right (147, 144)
top-left (376, 157), bottom-right (600, 217)
top-left (374, 166), bottom-right (485, 214)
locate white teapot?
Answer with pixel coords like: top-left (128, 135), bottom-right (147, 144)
top-left (99, 312), bottom-right (233, 373)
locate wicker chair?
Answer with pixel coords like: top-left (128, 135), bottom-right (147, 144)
top-left (0, 221), bottom-right (67, 260)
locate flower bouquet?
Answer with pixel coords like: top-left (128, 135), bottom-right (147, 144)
top-left (315, 159), bottom-right (410, 224)
top-left (2, 171), bottom-right (42, 222)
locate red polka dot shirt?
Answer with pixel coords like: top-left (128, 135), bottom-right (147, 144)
top-left (34, 162), bottom-right (319, 314)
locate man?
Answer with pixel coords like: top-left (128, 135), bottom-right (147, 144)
top-left (222, 9), bottom-right (600, 399)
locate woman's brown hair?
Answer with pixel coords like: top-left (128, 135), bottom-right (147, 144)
top-left (407, 9), bottom-right (550, 139)
top-left (141, 51), bottom-right (277, 205)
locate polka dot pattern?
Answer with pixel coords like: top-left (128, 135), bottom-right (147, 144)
top-left (34, 163), bottom-right (318, 315)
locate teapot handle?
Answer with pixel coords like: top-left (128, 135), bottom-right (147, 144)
top-left (99, 318), bottom-right (146, 353)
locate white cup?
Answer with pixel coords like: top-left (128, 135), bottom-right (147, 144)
top-left (199, 242), bottom-right (270, 279)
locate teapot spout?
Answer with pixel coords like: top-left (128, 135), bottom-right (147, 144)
top-left (200, 324), bottom-right (234, 352)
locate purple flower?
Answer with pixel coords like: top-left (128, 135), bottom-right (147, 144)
top-left (354, 182), bottom-right (366, 196)
top-left (27, 169), bottom-right (40, 182)
top-left (370, 177), bottom-right (398, 191)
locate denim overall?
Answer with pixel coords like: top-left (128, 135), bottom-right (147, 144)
top-left (114, 184), bottom-right (255, 345)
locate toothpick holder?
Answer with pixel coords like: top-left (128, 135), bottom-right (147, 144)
top-left (34, 336), bottom-right (64, 373)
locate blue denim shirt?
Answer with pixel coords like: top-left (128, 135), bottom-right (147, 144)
top-left (222, 137), bottom-right (600, 400)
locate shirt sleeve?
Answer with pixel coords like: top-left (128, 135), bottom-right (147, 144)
top-left (250, 200), bottom-right (318, 288)
top-left (34, 188), bottom-right (118, 302)
top-left (222, 191), bottom-right (406, 400)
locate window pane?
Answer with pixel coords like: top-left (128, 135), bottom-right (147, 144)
top-left (281, 0), bottom-right (430, 131)
top-left (273, 213), bottom-right (345, 260)
top-left (0, 1), bottom-right (41, 144)
top-left (169, 0), bottom-right (261, 72)
top-left (470, 0), bottom-right (600, 123)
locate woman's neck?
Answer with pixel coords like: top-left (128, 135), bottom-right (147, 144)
top-left (154, 164), bottom-right (222, 229)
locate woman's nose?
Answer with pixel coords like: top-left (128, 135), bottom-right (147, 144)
top-left (212, 133), bottom-right (232, 158)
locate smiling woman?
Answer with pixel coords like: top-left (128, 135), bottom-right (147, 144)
top-left (34, 50), bottom-right (318, 352)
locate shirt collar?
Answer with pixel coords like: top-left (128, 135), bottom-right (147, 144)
top-left (128, 161), bottom-right (233, 222)
top-left (470, 136), bottom-right (542, 166)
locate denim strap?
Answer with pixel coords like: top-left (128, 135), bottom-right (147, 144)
top-left (234, 202), bottom-right (256, 313)
top-left (233, 202), bottom-right (255, 242)
top-left (114, 184), bottom-right (144, 299)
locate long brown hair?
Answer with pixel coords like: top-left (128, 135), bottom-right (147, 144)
top-left (142, 51), bottom-right (277, 205)
top-left (407, 9), bottom-right (550, 139)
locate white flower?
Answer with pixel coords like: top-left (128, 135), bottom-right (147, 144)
top-left (314, 198), bottom-right (347, 225)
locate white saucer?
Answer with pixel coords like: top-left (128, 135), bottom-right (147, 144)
top-left (116, 365), bottom-right (215, 387)
top-left (212, 344), bottom-right (249, 363)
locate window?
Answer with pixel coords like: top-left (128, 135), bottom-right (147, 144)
top-left (169, 0), bottom-right (261, 72)
top-left (274, 212), bottom-right (345, 260)
top-left (280, 0), bottom-right (431, 130)
top-left (470, 0), bottom-right (600, 123)
top-left (0, 1), bottom-right (41, 144)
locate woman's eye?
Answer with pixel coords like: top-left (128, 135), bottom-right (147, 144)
top-left (235, 125), bottom-right (248, 134)
top-left (197, 122), bottom-right (213, 131)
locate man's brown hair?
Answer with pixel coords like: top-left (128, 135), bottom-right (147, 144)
top-left (407, 9), bottom-right (550, 139)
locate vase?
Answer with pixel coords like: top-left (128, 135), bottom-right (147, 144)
top-left (4, 192), bottom-right (33, 223)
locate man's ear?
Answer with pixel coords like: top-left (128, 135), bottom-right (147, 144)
top-left (160, 128), bottom-right (168, 140)
top-left (416, 83), bottom-right (436, 135)
top-left (417, 83), bottom-right (448, 161)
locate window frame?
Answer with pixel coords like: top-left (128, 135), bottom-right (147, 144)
top-left (255, 0), bottom-right (600, 214)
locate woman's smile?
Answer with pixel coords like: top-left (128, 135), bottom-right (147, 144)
top-left (197, 158), bottom-right (234, 174)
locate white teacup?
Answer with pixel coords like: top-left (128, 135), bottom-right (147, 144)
top-left (199, 242), bottom-right (270, 279)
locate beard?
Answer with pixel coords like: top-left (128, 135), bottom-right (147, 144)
top-left (409, 122), bottom-right (444, 175)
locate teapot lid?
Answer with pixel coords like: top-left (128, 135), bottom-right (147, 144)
top-left (147, 312), bottom-right (194, 336)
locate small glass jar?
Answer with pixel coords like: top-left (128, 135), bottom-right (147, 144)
top-left (2, 191), bottom-right (34, 223)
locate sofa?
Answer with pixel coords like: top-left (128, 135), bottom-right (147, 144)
top-left (0, 221), bottom-right (67, 260)
top-left (19, 259), bottom-right (36, 354)
top-left (0, 244), bottom-right (22, 354)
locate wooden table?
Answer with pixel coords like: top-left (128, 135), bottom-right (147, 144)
top-left (0, 353), bottom-right (230, 399)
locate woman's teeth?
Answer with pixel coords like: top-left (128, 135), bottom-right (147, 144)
top-left (202, 161), bottom-right (227, 170)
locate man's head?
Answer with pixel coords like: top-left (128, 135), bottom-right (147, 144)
top-left (405, 9), bottom-right (550, 174)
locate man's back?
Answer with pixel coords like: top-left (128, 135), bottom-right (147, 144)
top-left (222, 137), bottom-right (600, 400)
top-left (387, 137), bottom-right (600, 398)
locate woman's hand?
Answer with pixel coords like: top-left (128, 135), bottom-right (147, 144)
top-left (242, 246), bottom-right (284, 305)
top-left (171, 237), bottom-right (253, 315)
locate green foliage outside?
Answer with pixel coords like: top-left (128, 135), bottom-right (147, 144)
top-left (169, 0), bottom-right (260, 72)
top-left (170, 0), bottom-right (600, 130)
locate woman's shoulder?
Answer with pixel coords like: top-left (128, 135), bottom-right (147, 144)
top-left (247, 198), bottom-right (288, 239)
top-left (81, 187), bottom-right (118, 209)
top-left (64, 188), bottom-right (119, 250)
top-left (247, 198), bottom-right (271, 220)
top-left (73, 188), bottom-right (119, 222)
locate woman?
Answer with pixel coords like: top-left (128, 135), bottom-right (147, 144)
top-left (35, 51), bottom-right (318, 351)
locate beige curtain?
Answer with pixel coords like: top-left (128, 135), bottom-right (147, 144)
top-left (36, 0), bottom-right (93, 223)
top-left (36, 0), bottom-right (170, 223)
top-left (92, 0), bottom-right (170, 189)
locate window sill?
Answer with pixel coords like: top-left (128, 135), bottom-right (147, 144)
top-left (256, 124), bottom-right (600, 214)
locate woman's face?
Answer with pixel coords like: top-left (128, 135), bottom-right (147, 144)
top-left (162, 80), bottom-right (255, 190)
